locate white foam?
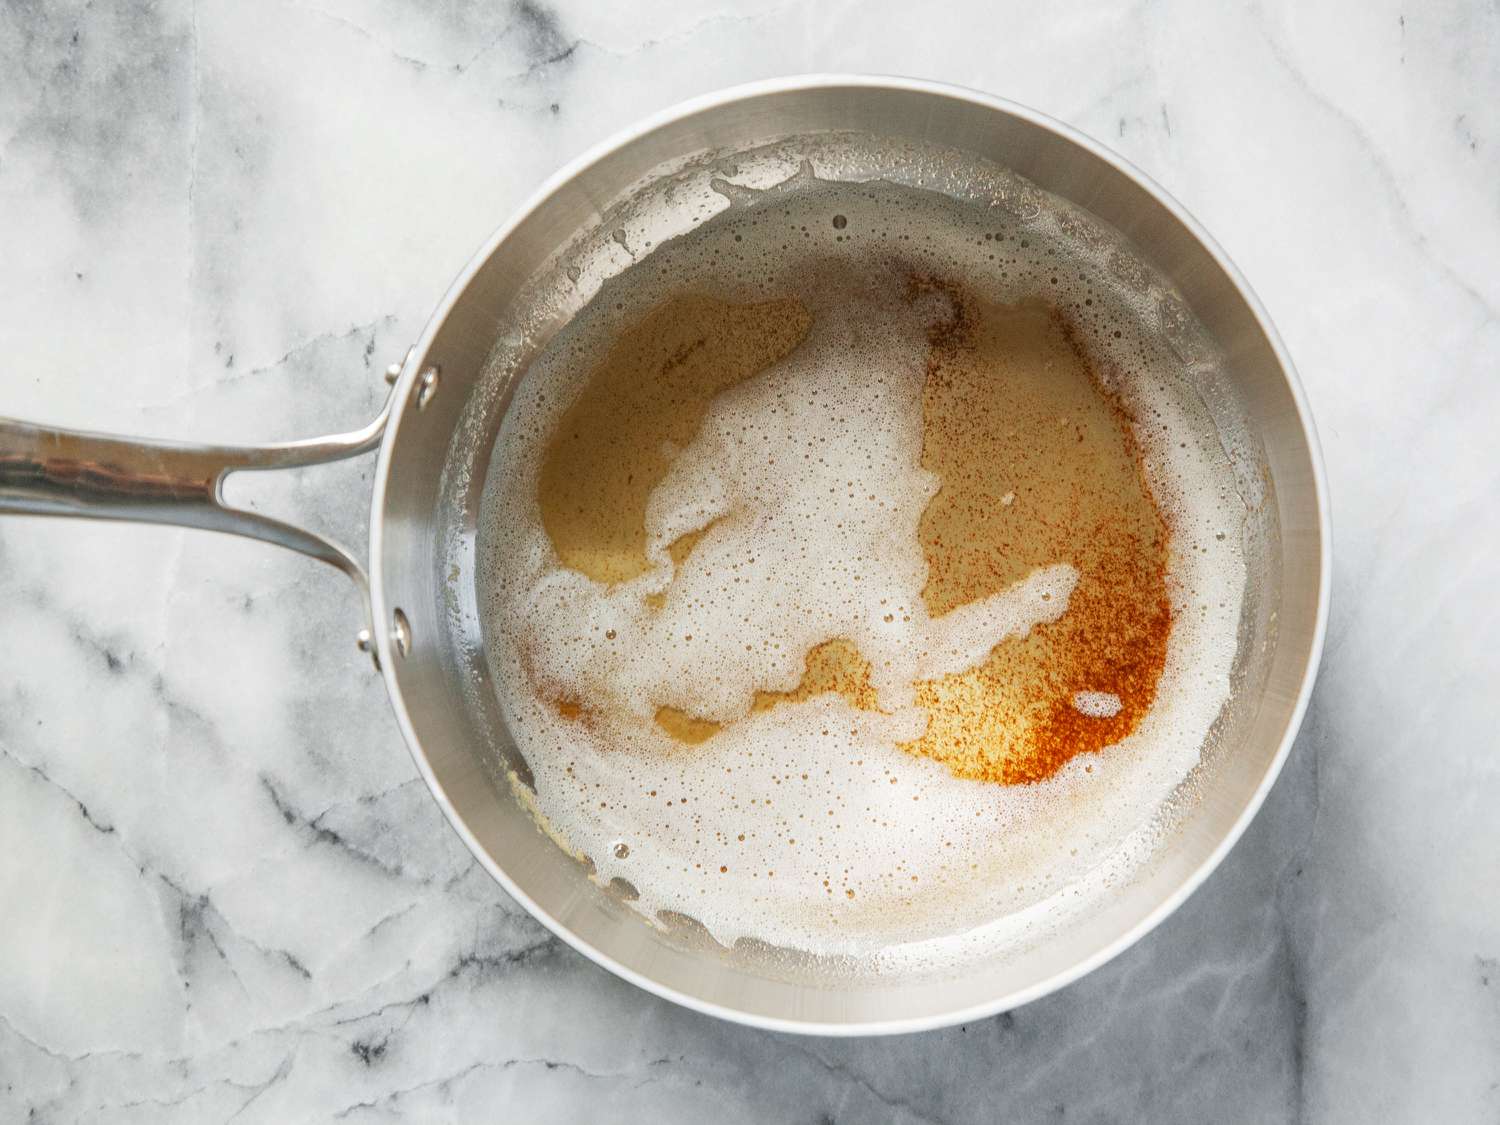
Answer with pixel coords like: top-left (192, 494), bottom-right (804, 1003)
top-left (477, 172), bottom-right (1248, 963)
top-left (1073, 691), bottom-right (1124, 719)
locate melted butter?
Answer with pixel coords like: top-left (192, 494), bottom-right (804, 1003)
top-left (538, 295), bottom-right (812, 585)
top-left (904, 288), bottom-right (1170, 783)
top-left (537, 287), bottom-right (1168, 785)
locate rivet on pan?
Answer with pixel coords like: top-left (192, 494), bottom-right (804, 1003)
top-left (356, 628), bottom-right (382, 671)
top-left (392, 608), bottom-right (412, 657)
top-left (384, 345), bottom-right (417, 385)
top-left (415, 366), bottom-right (440, 411)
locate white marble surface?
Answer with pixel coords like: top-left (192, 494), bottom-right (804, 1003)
top-left (1, 0), bottom-right (1496, 1120)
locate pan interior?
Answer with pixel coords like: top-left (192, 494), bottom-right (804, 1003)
top-left (425, 128), bottom-right (1280, 993)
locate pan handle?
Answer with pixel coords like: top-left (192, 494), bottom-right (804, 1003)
top-left (0, 383), bottom-right (396, 656)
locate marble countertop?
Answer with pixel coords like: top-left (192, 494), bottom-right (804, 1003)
top-left (2, 1), bottom-right (1496, 1120)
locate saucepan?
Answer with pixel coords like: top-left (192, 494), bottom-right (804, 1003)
top-left (0, 76), bottom-right (1328, 1034)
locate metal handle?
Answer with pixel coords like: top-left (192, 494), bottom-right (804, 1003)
top-left (0, 391), bottom-right (393, 635)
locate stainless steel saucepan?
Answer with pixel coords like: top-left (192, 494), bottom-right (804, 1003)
top-left (0, 76), bottom-right (1329, 1034)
